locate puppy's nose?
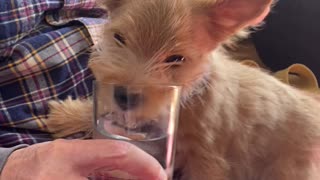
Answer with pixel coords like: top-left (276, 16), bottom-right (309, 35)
top-left (114, 86), bottom-right (141, 111)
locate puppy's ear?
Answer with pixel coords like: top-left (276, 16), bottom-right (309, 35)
top-left (197, 0), bottom-right (273, 41)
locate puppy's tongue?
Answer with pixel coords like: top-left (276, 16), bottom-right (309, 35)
top-left (103, 114), bottom-right (147, 141)
top-left (100, 113), bottom-right (165, 141)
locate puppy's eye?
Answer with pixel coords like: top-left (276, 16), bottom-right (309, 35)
top-left (114, 33), bottom-right (126, 46)
top-left (165, 55), bottom-right (185, 64)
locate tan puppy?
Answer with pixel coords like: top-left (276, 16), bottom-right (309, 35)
top-left (46, 0), bottom-right (320, 179)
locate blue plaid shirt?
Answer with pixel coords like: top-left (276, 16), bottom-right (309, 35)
top-left (0, 0), bottom-right (106, 147)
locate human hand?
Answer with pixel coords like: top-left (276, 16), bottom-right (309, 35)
top-left (0, 139), bottom-right (166, 180)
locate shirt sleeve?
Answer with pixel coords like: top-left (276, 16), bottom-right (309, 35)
top-left (0, 145), bottom-right (29, 174)
top-left (0, 0), bottom-right (64, 49)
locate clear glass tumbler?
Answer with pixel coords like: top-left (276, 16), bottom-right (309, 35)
top-left (92, 82), bottom-right (181, 180)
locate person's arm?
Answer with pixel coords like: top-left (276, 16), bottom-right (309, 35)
top-left (0, 145), bottom-right (28, 174)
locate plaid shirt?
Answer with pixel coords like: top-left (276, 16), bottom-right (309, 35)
top-left (0, 0), bottom-right (106, 148)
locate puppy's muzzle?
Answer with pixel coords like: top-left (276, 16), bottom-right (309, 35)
top-left (114, 86), bottom-right (142, 111)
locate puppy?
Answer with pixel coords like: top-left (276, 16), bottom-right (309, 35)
top-left (46, 0), bottom-right (320, 179)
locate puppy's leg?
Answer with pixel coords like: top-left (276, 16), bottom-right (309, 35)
top-left (46, 97), bottom-right (93, 139)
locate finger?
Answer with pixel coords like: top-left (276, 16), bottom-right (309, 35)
top-left (65, 139), bottom-right (167, 180)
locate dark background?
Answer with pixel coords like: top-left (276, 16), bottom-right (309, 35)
top-left (252, 0), bottom-right (320, 82)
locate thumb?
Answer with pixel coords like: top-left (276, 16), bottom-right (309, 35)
top-left (66, 139), bottom-right (167, 180)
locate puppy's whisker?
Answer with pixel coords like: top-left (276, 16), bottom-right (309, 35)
top-left (145, 60), bottom-right (171, 74)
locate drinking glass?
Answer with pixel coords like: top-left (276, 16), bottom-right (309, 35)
top-left (91, 82), bottom-right (181, 180)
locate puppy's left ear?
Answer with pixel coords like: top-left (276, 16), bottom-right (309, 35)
top-left (199, 0), bottom-right (273, 41)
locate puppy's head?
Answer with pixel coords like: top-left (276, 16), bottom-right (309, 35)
top-left (90, 0), bottom-right (272, 133)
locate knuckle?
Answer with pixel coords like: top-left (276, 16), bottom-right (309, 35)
top-left (108, 140), bottom-right (132, 155)
top-left (50, 139), bottom-right (72, 156)
top-left (35, 172), bottom-right (49, 180)
top-left (51, 139), bottom-right (68, 148)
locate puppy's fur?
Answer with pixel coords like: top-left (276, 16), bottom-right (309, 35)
top-left (46, 0), bottom-right (320, 179)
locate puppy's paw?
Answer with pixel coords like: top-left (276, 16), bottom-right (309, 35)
top-left (46, 97), bottom-right (93, 139)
